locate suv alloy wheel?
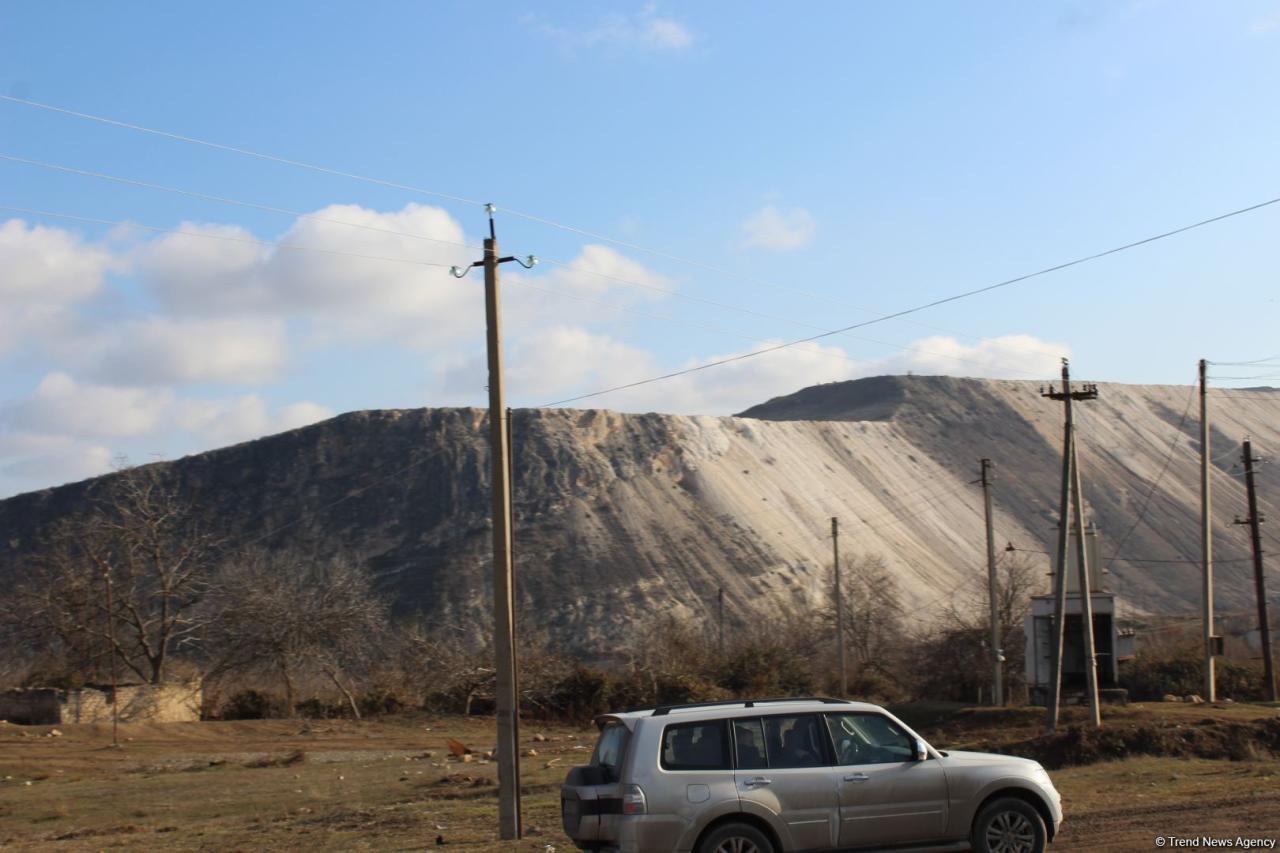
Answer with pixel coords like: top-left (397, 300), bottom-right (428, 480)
top-left (971, 796), bottom-right (1047, 853)
top-left (697, 821), bottom-right (776, 853)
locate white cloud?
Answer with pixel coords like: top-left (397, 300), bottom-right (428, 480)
top-left (3, 373), bottom-right (172, 439)
top-left (739, 206), bottom-right (816, 251)
top-left (0, 432), bottom-right (113, 494)
top-left (0, 373), bottom-right (334, 496)
top-left (175, 395), bottom-right (333, 447)
top-left (864, 334), bottom-right (1069, 380)
top-left (79, 317), bottom-right (288, 386)
top-left (528, 332), bottom-right (1068, 416)
top-left (132, 203), bottom-right (481, 348)
top-left (533, 8), bottom-right (694, 52)
top-left (502, 244), bottom-right (675, 338)
top-left (1250, 10), bottom-right (1280, 34)
top-left (600, 338), bottom-right (857, 415)
top-left (0, 219), bottom-right (114, 353)
top-left (641, 17), bottom-right (694, 49)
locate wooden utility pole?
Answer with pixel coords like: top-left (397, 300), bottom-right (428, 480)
top-left (1200, 359), bottom-right (1217, 702)
top-left (1236, 439), bottom-right (1276, 701)
top-left (1043, 359), bottom-right (1101, 730)
top-left (832, 517), bottom-right (847, 696)
top-left (980, 459), bottom-right (1003, 706)
top-left (451, 206), bottom-right (538, 841)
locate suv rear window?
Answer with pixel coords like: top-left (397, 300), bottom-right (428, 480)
top-left (660, 720), bottom-right (730, 771)
top-left (591, 722), bottom-right (630, 782)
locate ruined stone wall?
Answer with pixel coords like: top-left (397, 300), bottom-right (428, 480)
top-left (0, 688), bottom-right (61, 724)
top-left (61, 682), bottom-right (202, 724)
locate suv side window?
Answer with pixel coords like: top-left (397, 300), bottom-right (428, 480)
top-left (825, 712), bottom-right (915, 766)
top-left (661, 720), bottom-right (730, 771)
top-left (761, 714), bottom-right (829, 769)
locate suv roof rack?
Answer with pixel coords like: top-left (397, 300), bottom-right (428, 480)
top-left (650, 696), bottom-right (852, 716)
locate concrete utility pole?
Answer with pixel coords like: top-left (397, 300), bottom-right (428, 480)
top-left (980, 459), bottom-right (1003, 706)
top-left (1200, 359), bottom-right (1217, 702)
top-left (451, 206), bottom-right (538, 841)
top-left (1069, 432), bottom-right (1102, 727)
top-left (1042, 359), bottom-right (1101, 730)
top-left (832, 517), bottom-right (847, 696)
top-left (1236, 439), bottom-right (1277, 701)
top-left (103, 566), bottom-right (120, 748)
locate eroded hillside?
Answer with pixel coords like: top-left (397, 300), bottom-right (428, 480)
top-left (1, 376), bottom-right (1276, 647)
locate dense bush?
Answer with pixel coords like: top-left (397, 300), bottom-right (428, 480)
top-left (220, 688), bottom-right (286, 720)
top-left (715, 642), bottom-right (815, 697)
top-left (1121, 652), bottom-right (1265, 701)
top-left (547, 665), bottom-right (615, 722)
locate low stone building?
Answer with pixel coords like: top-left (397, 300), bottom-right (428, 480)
top-left (0, 682), bottom-right (202, 725)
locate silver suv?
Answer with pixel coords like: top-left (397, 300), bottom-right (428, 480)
top-left (561, 697), bottom-right (1062, 853)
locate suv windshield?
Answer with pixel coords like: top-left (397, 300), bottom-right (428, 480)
top-left (590, 722), bottom-right (630, 782)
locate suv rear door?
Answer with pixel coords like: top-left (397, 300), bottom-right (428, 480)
top-left (561, 719), bottom-right (629, 845)
top-left (734, 714), bottom-right (839, 850)
top-left (824, 711), bottom-right (948, 847)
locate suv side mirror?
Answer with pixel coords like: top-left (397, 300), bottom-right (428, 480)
top-left (914, 738), bottom-right (928, 761)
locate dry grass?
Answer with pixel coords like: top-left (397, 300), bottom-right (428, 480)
top-left (1, 703), bottom-right (1278, 851)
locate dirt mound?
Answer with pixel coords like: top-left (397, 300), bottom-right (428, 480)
top-left (980, 717), bottom-right (1280, 769)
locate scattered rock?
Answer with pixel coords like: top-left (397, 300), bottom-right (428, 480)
top-left (1185, 694), bottom-right (1205, 704)
top-left (460, 754), bottom-right (474, 764)
top-left (532, 733), bottom-right (548, 743)
top-left (524, 748), bottom-right (539, 757)
top-left (1162, 694), bottom-right (1181, 703)
top-left (48, 729), bottom-right (62, 737)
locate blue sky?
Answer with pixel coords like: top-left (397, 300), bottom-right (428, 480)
top-left (1, 1), bottom-right (1278, 496)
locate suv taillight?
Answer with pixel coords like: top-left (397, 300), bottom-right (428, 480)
top-left (621, 783), bottom-right (647, 815)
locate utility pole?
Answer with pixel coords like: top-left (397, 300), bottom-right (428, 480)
top-left (1200, 359), bottom-right (1217, 702)
top-left (980, 459), bottom-right (1003, 707)
top-left (832, 517), bottom-right (847, 697)
top-left (451, 206), bottom-right (538, 841)
top-left (1069, 429), bottom-right (1102, 727)
top-left (103, 566), bottom-right (119, 748)
top-left (1042, 359), bottom-right (1101, 730)
top-left (1235, 439), bottom-right (1276, 701)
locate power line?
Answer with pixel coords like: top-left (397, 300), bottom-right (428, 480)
top-left (539, 192), bottom-right (1280, 407)
top-left (0, 95), bottom-right (1064, 354)
top-left (1103, 380), bottom-right (1198, 572)
top-left (0, 95), bottom-right (1102, 363)
top-left (0, 152), bottom-right (1059, 379)
top-left (0, 152), bottom-right (483, 252)
top-left (0, 206), bottom-right (456, 270)
top-left (1209, 356), bottom-right (1280, 366)
top-left (0, 94), bottom-right (485, 208)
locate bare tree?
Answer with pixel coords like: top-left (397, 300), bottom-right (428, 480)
top-left (210, 553), bottom-right (388, 717)
top-left (396, 619), bottom-right (495, 714)
top-left (6, 464), bottom-right (222, 685)
top-left (912, 555), bottom-right (1039, 703)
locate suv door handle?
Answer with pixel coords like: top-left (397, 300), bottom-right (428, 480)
top-left (744, 777), bottom-right (772, 788)
top-left (843, 773), bottom-right (870, 782)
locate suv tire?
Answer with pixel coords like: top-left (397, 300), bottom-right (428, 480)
top-left (971, 796), bottom-right (1046, 853)
top-left (697, 821), bottom-right (776, 853)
